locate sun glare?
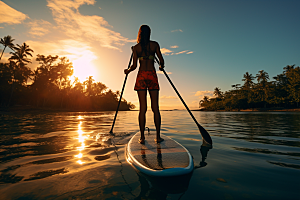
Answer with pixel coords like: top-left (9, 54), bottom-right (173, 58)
top-left (63, 47), bottom-right (98, 83)
top-left (72, 56), bottom-right (97, 82)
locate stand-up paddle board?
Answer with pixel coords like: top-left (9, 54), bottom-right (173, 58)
top-left (126, 132), bottom-right (194, 176)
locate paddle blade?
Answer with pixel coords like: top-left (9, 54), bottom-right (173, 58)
top-left (197, 123), bottom-right (213, 145)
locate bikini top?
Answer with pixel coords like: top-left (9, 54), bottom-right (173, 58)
top-left (138, 55), bottom-right (155, 60)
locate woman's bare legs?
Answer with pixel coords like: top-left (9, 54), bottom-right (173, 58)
top-left (149, 90), bottom-right (163, 142)
top-left (137, 90), bottom-right (147, 143)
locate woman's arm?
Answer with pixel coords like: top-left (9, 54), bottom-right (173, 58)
top-left (155, 42), bottom-right (165, 70)
top-left (124, 46), bottom-right (138, 74)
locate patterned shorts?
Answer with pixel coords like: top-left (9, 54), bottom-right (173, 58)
top-left (134, 70), bottom-right (159, 91)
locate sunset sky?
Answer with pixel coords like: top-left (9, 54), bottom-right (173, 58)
top-left (1, 0), bottom-right (299, 110)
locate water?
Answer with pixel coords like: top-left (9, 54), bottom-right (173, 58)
top-left (0, 111), bottom-right (299, 199)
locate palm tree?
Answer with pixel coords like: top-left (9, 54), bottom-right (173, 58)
top-left (283, 65), bottom-right (295, 73)
top-left (9, 43), bottom-right (34, 66)
top-left (7, 43), bottom-right (33, 106)
top-left (0, 35), bottom-right (15, 60)
top-left (213, 87), bottom-right (222, 98)
top-left (83, 76), bottom-right (95, 96)
top-left (55, 57), bottom-right (73, 90)
top-left (10, 43), bottom-right (34, 64)
top-left (286, 66), bottom-right (300, 107)
top-left (256, 70), bottom-right (270, 107)
top-left (241, 72), bottom-right (255, 107)
top-left (231, 84), bottom-right (241, 90)
top-left (256, 70), bottom-right (269, 86)
top-left (242, 72), bottom-right (254, 89)
top-left (203, 96), bottom-right (209, 102)
top-left (199, 96), bottom-right (209, 108)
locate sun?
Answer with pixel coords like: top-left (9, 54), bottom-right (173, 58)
top-left (72, 55), bottom-right (97, 82)
top-left (65, 49), bottom-right (98, 83)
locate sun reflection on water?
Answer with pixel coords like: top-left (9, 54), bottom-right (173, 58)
top-left (75, 121), bottom-right (87, 164)
top-left (75, 153), bottom-right (83, 158)
top-left (77, 160), bottom-right (85, 165)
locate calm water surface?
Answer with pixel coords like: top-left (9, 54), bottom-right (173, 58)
top-left (0, 111), bottom-right (299, 200)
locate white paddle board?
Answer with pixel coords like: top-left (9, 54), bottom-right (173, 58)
top-left (126, 132), bottom-right (194, 176)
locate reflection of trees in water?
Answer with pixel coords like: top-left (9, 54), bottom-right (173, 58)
top-left (268, 161), bottom-right (300, 170)
top-left (233, 147), bottom-right (300, 157)
top-left (234, 147), bottom-right (300, 170)
top-left (202, 112), bottom-right (300, 171)
top-left (230, 113), bottom-right (300, 142)
top-left (204, 112), bottom-right (300, 147)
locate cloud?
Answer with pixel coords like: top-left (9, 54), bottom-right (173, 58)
top-left (27, 20), bottom-right (52, 37)
top-left (161, 48), bottom-right (173, 55)
top-left (0, 1), bottom-right (28, 24)
top-left (171, 29), bottom-right (183, 33)
top-left (160, 96), bottom-right (177, 99)
top-left (28, 39), bottom-right (96, 59)
top-left (195, 90), bottom-right (213, 99)
top-left (161, 48), bottom-right (193, 56)
top-left (170, 45), bottom-right (178, 48)
top-left (174, 50), bottom-right (188, 55)
top-left (47, 0), bottom-right (133, 50)
top-left (25, 39), bottom-right (96, 69)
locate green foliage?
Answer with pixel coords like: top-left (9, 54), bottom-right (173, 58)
top-left (200, 65), bottom-right (300, 110)
top-left (0, 37), bottom-right (135, 111)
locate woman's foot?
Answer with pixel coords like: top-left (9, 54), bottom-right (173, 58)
top-left (154, 138), bottom-right (164, 143)
top-left (138, 138), bottom-right (145, 144)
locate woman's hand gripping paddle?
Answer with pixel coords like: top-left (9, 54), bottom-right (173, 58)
top-left (155, 57), bottom-right (213, 145)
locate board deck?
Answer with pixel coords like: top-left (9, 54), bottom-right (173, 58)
top-left (126, 132), bottom-right (194, 176)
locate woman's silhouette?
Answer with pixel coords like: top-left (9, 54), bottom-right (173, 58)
top-left (124, 25), bottom-right (165, 144)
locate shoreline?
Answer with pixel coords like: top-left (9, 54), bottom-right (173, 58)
top-left (193, 108), bottom-right (300, 112)
top-left (0, 105), bottom-right (130, 113)
top-left (1, 106), bottom-right (300, 113)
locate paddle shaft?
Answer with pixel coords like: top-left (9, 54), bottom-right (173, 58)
top-left (155, 57), bottom-right (212, 144)
top-left (110, 52), bottom-right (133, 134)
top-left (161, 69), bottom-right (200, 126)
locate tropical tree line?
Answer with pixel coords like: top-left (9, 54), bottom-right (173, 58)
top-left (200, 66), bottom-right (300, 111)
top-left (0, 35), bottom-right (135, 111)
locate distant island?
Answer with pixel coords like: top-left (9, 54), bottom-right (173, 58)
top-left (0, 35), bottom-right (135, 112)
top-left (199, 65), bottom-right (300, 111)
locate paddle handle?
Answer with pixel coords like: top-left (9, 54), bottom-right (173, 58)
top-left (110, 52), bottom-right (133, 134)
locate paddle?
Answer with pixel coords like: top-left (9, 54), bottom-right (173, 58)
top-left (110, 49), bottom-right (133, 134)
top-left (155, 57), bottom-right (213, 145)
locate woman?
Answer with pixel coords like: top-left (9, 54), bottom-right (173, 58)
top-left (124, 25), bottom-right (165, 144)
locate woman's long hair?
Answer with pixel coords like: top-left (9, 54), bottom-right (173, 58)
top-left (137, 25), bottom-right (151, 56)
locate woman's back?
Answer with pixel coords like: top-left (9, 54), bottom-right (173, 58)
top-left (135, 41), bottom-right (158, 71)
